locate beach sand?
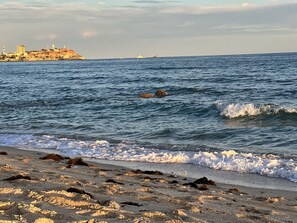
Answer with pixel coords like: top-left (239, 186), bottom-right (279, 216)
top-left (0, 146), bottom-right (296, 223)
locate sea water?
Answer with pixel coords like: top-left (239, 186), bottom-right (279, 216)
top-left (0, 53), bottom-right (296, 182)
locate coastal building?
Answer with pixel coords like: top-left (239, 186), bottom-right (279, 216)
top-left (16, 45), bottom-right (26, 56)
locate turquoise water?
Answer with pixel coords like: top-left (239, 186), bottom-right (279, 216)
top-left (0, 53), bottom-right (297, 181)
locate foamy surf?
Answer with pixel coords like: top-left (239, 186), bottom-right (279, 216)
top-left (0, 134), bottom-right (296, 182)
top-left (220, 103), bottom-right (297, 118)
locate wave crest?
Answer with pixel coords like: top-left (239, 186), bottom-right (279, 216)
top-left (221, 103), bottom-right (297, 118)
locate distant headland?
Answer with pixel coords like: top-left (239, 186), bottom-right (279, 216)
top-left (0, 44), bottom-right (85, 62)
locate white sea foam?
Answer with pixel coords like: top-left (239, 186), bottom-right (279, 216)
top-left (0, 134), bottom-right (296, 182)
top-left (220, 103), bottom-right (297, 118)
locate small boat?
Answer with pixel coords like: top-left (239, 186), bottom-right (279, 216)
top-left (137, 54), bottom-right (145, 59)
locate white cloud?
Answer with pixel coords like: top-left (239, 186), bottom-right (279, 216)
top-left (212, 24), bottom-right (297, 33)
top-left (82, 31), bottom-right (98, 39)
top-left (34, 34), bottom-right (58, 40)
top-left (241, 3), bottom-right (250, 8)
top-left (158, 4), bottom-right (258, 15)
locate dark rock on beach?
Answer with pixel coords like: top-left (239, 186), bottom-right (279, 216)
top-left (106, 179), bottom-right (125, 185)
top-left (2, 174), bottom-right (32, 181)
top-left (183, 182), bottom-right (199, 189)
top-left (183, 177), bottom-right (216, 189)
top-left (40, 154), bottom-right (68, 161)
top-left (67, 157), bottom-right (89, 167)
top-left (169, 180), bottom-right (179, 184)
top-left (121, 202), bottom-right (143, 207)
top-left (193, 177), bottom-right (216, 186)
top-left (66, 187), bottom-right (94, 198)
top-left (0, 152), bottom-right (8, 155)
top-left (227, 188), bottom-right (246, 195)
top-left (198, 184), bottom-right (209, 191)
top-left (130, 169), bottom-right (163, 175)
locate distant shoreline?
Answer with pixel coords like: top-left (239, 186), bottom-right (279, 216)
top-left (81, 51), bottom-right (297, 60)
top-left (1, 51), bottom-right (295, 61)
top-left (0, 46), bottom-right (85, 62)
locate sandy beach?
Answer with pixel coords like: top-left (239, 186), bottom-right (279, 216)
top-left (0, 146), bottom-right (296, 223)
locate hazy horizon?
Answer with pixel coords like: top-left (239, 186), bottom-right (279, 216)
top-left (1, 0), bottom-right (297, 59)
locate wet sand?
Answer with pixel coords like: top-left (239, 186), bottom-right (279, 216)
top-left (0, 146), bottom-right (296, 223)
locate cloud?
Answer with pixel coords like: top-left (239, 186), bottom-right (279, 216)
top-left (241, 3), bottom-right (250, 8)
top-left (212, 24), bottom-right (297, 33)
top-left (132, 0), bottom-right (179, 4)
top-left (0, 1), bottom-right (51, 11)
top-left (34, 34), bottom-right (58, 41)
top-left (158, 4), bottom-right (260, 15)
top-left (133, 0), bottom-right (164, 3)
top-left (82, 31), bottom-right (98, 39)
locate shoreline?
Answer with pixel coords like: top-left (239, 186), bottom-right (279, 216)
top-left (90, 159), bottom-right (297, 192)
top-left (0, 146), bottom-right (296, 222)
top-left (2, 145), bottom-right (296, 191)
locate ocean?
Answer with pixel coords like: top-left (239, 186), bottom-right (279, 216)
top-left (0, 53), bottom-right (297, 182)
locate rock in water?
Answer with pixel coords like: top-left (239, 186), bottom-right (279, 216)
top-left (155, 89), bottom-right (168, 97)
top-left (139, 93), bottom-right (155, 98)
top-left (139, 89), bottom-right (168, 98)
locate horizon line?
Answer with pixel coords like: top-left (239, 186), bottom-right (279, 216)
top-left (87, 51), bottom-right (297, 60)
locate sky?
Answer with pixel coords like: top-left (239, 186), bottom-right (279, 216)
top-left (0, 0), bottom-right (297, 58)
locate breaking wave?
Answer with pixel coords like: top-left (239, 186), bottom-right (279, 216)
top-left (0, 134), bottom-right (296, 182)
top-left (220, 103), bottom-right (297, 119)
